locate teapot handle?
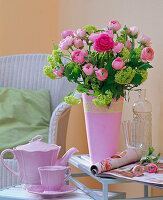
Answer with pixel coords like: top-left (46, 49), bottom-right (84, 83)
top-left (29, 135), bottom-right (43, 143)
top-left (1, 149), bottom-right (20, 177)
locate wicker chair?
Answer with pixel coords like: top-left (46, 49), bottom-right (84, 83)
top-left (0, 54), bottom-right (78, 188)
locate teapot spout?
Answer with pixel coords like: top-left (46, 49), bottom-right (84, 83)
top-left (55, 147), bottom-right (78, 166)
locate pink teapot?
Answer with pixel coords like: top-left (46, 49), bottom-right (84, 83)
top-left (1, 135), bottom-right (78, 185)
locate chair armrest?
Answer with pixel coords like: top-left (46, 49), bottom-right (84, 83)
top-left (48, 102), bottom-right (71, 144)
top-left (48, 92), bottom-right (82, 144)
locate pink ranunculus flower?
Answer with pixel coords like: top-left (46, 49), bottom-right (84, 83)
top-left (112, 57), bottom-right (125, 70)
top-left (59, 36), bottom-right (73, 50)
top-left (132, 165), bottom-right (144, 177)
top-left (73, 38), bottom-right (83, 48)
top-left (109, 20), bottom-right (121, 31)
top-left (95, 68), bottom-right (108, 81)
top-left (61, 29), bottom-right (74, 38)
top-left (128, 26), bottom-right (139, 36)
top-left (126, 40), bottom-right (132, 51)
top-left (141, 47), bottom-right (154, 62)
top-left (138, 34), bottom-right (151, 47)
top-left (93, 33), bottom-right (114, 53)
top-left (53, 65), bottom-right (64, 77)
top-left (145, 163), bottom-right (158, 173)
top-left (75, 29), bottom-right (86, 38)
top-left (71, 49), bottom-right (88, 64)
top-left (88, 33), bottom-right (99, 42)
top-left (113, 42), bottom-right (124, 53)
top-left (82, 63), bottom-right (94, 75)
top-left (104, 30), bottom-right (114, 38)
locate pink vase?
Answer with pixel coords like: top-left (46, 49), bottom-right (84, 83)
top-left (82, 93), bottom-right (124, 164)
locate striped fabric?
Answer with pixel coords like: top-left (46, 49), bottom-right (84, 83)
top-left (0, 54), bottom-right (77, 188)
top-left (0, 54), bottom-right (76, 111)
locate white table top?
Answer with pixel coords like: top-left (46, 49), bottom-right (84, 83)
top-left (0, 185), bottom-right (92, 200)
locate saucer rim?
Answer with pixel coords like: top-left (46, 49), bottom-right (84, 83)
top-left (26, 184), bottom-right (77, 196)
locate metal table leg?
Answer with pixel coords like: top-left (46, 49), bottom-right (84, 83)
top-left (144, 185), bottom-right (148, 198)
top-left (103, 183), bottom-right (108, 200)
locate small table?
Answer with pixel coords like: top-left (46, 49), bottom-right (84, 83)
top-left (69, 154), bottom-right (163, 200)
top-left (0, 185), bottom-right (92, 200)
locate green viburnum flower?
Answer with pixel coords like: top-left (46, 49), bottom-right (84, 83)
top-left (91, 82), bottom-right (100, 91)
top-left (82, 25), bottom-right (97, 35)
top-left (134, 47), bottom-right (143, 59)
top-left (85, 74), bottom-right (102, 91)
top-left (43, 65), bottom-right (57, 80)
top-left (137, 69), bottom-right (148, 83)
top-left (93, 90), bottom-right (113, 107)
top-left (120, 47), bottom-right (130, 61)
top-left (52, 49), bottom-right (61, 63)
top-left (115, 67), bottom-right (135, 84)
top-left (47, 55), bottom-right (55, 67)
top-left (63, 96), bottom-right (81, 105)
top-left (91, 77), bottom-right (102, 91)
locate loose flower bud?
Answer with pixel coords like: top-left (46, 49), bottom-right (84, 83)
top-left (145, 163), bottom-right (158, 173)
top-left (132, 165), bottom-right (144, 177)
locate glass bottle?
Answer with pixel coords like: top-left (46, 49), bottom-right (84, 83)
top-left (132, 89), bottom-right (152, 155)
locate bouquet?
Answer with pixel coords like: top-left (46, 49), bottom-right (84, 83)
top-left (43, 20), bottom-right (154, 107)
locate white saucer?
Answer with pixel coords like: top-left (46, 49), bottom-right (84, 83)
top-left (26, 184), bottom-right (77, 198)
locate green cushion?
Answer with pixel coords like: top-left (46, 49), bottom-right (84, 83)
top-left (0, 88), bottom-right (51, 158)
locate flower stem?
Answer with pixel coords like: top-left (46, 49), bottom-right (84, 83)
top-left (123, 25), bottom-right (127, 47)
top-left (132, 37), bottom-right (135, 50)
top-left (69, 46), bottom-right (74, 51)
top-left (88, 44), bottom-right (91, 54)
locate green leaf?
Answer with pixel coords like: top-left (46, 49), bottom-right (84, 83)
top-left (53, 42), bottom-right (59, 50)
top-left (139, 63), bottom-right (153, 70)
top-left (149, 147), bottom-right (154, 155)
top-left (64, 62), bottom-right (81, 83)
top-left (126, 61), bottom-right (144, 69)
top-left (153, 153), bottom-right (160, 162)
top-left (131, 73), bottom-right (143, 85)
top-left (105, 60), bottom-right (114, 75)
top-left (67, 91), bottom-right (73, 96)
top-left (86, 90), bottom-right (101, 96)
top-left (103, 60), bottom-right (115, 87)
top-left (106, 77), bottom-right (114, 85)
top-left (102, 83), bottom-right (124, 100)
top-left (76, 84), bottom-right (89, 93)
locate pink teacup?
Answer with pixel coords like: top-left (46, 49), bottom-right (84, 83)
top-left (38, 166), bottom-right (72, 191)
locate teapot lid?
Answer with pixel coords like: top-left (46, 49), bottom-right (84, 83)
top-left (15, 135), bottom-right (60, 152)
